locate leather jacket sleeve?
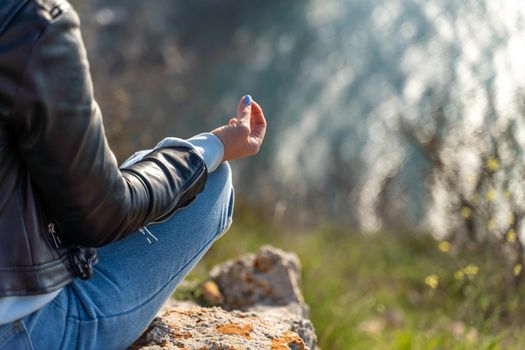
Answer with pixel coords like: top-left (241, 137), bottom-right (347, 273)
top-left (8, 3), bottom-right (207, 247)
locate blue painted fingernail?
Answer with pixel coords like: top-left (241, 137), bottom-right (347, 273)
top-left (243, 95), bottom-right (252, 106)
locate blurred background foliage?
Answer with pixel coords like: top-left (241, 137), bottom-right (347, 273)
top-left (70, 0), bottom-right (525, 348)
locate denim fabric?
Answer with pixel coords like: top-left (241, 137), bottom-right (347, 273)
top-left (0, 163), bottom-right (234, 350)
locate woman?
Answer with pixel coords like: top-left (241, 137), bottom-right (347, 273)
top-left (0, 0), bottom-right (266, 349)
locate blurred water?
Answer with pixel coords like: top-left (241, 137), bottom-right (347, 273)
top-left (73, 0), bottom-right (525, 233)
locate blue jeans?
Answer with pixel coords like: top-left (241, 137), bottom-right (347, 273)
top-left (0, 163), bottom-right (234, 350)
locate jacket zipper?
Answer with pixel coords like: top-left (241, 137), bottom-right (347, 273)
top-left (139, 226), bottom-right (158, 244)
top-left (48, 222), bottom-right (61, 248)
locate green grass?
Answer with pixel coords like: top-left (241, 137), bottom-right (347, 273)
top-left (173, 209), bottom-right (525, 349)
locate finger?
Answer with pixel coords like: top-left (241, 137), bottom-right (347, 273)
top-left (249, 101), bottom-right (267, 139)
top-left (228, 117), bottom-right (237, 126)
top-left (236, 94), bottom-right (252, 128)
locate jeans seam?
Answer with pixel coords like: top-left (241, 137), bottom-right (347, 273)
top-left (19, 321), bottom-right (34, 350)
top-left (215, 218), bottom-right (233, 241)
top-left (51, 298), bottom-right (67, 313)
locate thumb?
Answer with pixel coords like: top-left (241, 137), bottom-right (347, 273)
top-left (236, 94), bottom-right (252, 128)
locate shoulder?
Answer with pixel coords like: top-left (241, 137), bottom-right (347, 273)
top-left (0, 0), bottom-right (84, 122)
top-left (0, 0), bottom-right (73, 33)
top-left (0, 0), bottom-right (77, 72)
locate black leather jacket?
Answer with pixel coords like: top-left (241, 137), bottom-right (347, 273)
top-left (0, 0), bottom-right (207, 297)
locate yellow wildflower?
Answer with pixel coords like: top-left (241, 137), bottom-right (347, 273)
top-left (461, 207), bottom-right (472, 219)
top-left (513, 264), bottom-right (522, 276)
top-left (508, 213), bottom-right (515, 225)
top-left (506, 229), bottom-right (517, 243)
top-left (486, 190), bottom-right (497, 202)
top-left (454, 270), bottom-right (465, 280)
top-left (425, 274), bottom-right (439, 289)
top-left (438, 241), bottom-right (451, 253)
top-left (464, 264), bottom-right (479, 277)
top-left (486, 158), bottom-right (500, 172)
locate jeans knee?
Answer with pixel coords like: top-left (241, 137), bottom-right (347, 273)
top-left (206, 162), bottom-right (234, 235)
top-left (206, 162), bottom-right (232, 202)
top-left (211, 162), bottom-right (232, 190)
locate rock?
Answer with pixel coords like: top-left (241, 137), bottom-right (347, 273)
top-left (130, 303), bottom-right (312, 350)
top-left (210, 245), bottom-right (307, 317)
top-left (130, 246), bottom-right (319, 350)
top-left (201, 280), bottom-right (224, 306)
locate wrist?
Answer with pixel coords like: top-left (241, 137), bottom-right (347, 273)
top-left (186, 132), bottom-right (225, 172)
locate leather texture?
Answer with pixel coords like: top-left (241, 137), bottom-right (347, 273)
top-left (0, 0), bottom-right (208, 296)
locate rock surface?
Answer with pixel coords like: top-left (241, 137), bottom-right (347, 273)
top-left (130, 246), bottom-right (318, 350)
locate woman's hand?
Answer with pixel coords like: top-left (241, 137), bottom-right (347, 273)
top-left (211, 95), bottom-right (267, 162)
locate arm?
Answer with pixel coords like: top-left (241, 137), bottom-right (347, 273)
top-left (9, 5), bottom-right (207, 247)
